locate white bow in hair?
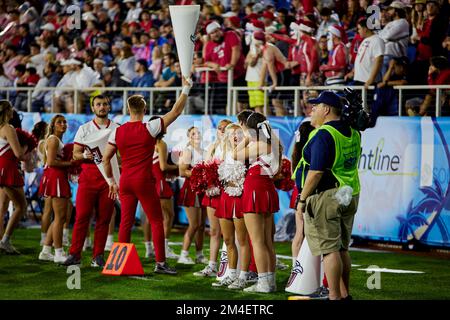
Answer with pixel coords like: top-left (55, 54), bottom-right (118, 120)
top-left (257, 120), bottom-right (271, 140)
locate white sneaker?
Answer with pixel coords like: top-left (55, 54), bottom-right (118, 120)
top-left (212, 276), bottom-right (236, 287)
top-left (54, 251), bottom-right (67, 264)
top-left (177, 255), bottom-right (195, 265)
top-left (166, 246), bottom-right (179, 259)
top-left (193, 265), bottom-right (217, 277)
top-left (38, 251), bottom-right (54, 262)
top-left (195, 255), bottom-right (209, 264)
top-left (243, 282), bottom-right (271, 293)
top-left (228, 278), bottom-right (248, 290)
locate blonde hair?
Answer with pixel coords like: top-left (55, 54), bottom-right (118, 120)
top-left (186, 126), bottom-right (199, 148)
top-left (0, 100), bottom-right (12, 127)
top-left (127, 95), bottom-right (146, 114)
top-left (221, 123), bottom-right (242, 159)
top-left (43, 114), bottom-right (65, 164)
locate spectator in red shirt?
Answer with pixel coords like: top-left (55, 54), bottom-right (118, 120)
top-left (320, 25), bottom-right (348, 85)
top-left (203, 21), bottom-right (247, 114)
top-left (412, 56), bottom-right (450, 116)
top-left (296, 20), bottom-right (320, 86)
top-left (413, 0), bottom-right (448, 84)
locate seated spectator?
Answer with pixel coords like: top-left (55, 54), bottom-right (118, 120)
top-left (32, 63), bottom-right (61, 112)
top-left (124, 0), bottom-right (142, 23)
top-left (149, 46), bottom-right (163, 81)
top-left (56, 34), bottom-right (71, 62)
top-left (54, 59), bottom-right (76, 113)
top-left (300, 89), bottom-right (319, 117)
top-left (0, 65), bottom-right (13, 100)
top-left (320, 25), bottom-right (348, 86)
top-left (131, 59), bottom-right (155, 99)
top-left (372, 56), bottom-right (409, 123)
top-left (316, 7), bottom-right (339, 39)
top-left (139, 10), bottom-right (153, 33)
top-left (94, 42), bottom-right (113, 65)
top-left (117, 45), bottom-right (137, 82)
top-left (407, 56), bottom-right (450, 116)
top-left (154, 53), bottom-right (179, 112)
top-left (72, 58), bottom-right (102, 113)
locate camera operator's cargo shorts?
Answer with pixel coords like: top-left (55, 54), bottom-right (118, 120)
top-left (303, 187), bottom-right (359, 256)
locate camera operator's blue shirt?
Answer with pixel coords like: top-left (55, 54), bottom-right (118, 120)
top-left (295, 120), bottom-right (354, 192)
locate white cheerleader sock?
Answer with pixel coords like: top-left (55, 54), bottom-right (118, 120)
top-left (268, 272), bottom-right (276, 286)
top-left (41, 233), bottom-right (46, 242)
top-left (1, 235), bottom-right (10, 244)
top-left (208, 261), bottom-right (217, 271)
top-left (181, 250), bottom-right (189, 257)
top-left (228, 268), bottom-right (237, 279)
top-left (239, 271), bottom-right (248, 280)
top-left (144, 241), bottom-right (154, 254)
top-left (42, 245), bottom-right (52, 254)
top-left (55, 248), bottom-right (64, 257)
top-left (63, 228), bottom-right (69, 238)
top-left (106, 235), bottom-right (113, 244)
top-left (257, 272), bottom-right (269, 287)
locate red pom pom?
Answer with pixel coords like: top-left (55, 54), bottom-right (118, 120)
top-left (190, 162), bottom-right (208, 193)
top-left (274, 158), bottom-right (295, 191)
top-left (15, 128), bottom-right (38, 152)
top-left (189, 160), bottom-right (222, 194)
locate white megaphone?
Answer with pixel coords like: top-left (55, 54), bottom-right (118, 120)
top-left (285, 238), bottom-right (321, 295)
top-left (169, 5), bottom-right (200, 79)
top-left (83, 129), bottom-right (120, 185)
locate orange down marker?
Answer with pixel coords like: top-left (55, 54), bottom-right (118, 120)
top-left (102, 243), bottom-right (144, 276)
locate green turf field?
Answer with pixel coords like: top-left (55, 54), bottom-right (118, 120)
top-left (0, 228), bottom-right (449, 300)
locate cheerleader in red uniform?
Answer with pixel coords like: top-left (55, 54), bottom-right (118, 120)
top-left (234, 112), bottom-right (282, 293)
top-left (213, 123), bottom-right (254, 289)
top-left (141, 122), bottom-right (179, 259)
top-left (0, 101), bottom-right (29, 254)
top-left (177, 126), bottom-right (206, 265)
top-left (193, 119), bottom-right (232, 277)
top-left (38, 115), bottom-right (74, 263)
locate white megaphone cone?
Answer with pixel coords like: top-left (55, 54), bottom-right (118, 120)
top-left (83, 129), bottom-right (120, 184)
top-left (169, 5), bottom-right (200, 78)
top-left (216, 236), bottom-right (242, 281)
top-left (216, 242), bottom-right (229, 281)
top-left (285, 238), bottom-right (321, 295)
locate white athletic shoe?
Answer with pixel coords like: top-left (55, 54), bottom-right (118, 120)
top-left (195, 255), bottom-right (209, 264)
top-left (228, 278), bottom-right (248, 290)
top-left (38, 251), bottom-right (54, 262)
top-left (193, 265), bottom-right (217, 277)
top-left (243, 282), bottom-right (271, 293)
top-left (166, 246), bottom-right (179, 259)
top-left (212, 276), bottom-right (236, 287)
top-left (54, 251), bottom-right (67, 264)
top-left (177, 255), bottom-right (195, 265)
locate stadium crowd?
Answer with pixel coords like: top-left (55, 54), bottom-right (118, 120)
top-left (0, 0), bottom-right (449, 116)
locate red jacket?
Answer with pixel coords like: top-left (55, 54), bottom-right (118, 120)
top-left (320, 42), bottom-right (348, 78)
top-left (298, 35), bottom-right (319, 75)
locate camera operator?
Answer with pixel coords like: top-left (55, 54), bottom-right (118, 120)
top-left (296, 90), bottom-right (362, 300)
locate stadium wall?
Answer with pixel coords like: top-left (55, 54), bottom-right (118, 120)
top-left (21, 113), bottom-right (450, 248)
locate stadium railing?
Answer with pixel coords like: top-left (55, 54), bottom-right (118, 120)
top-left (0, 67), bottom-right (448, 116)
